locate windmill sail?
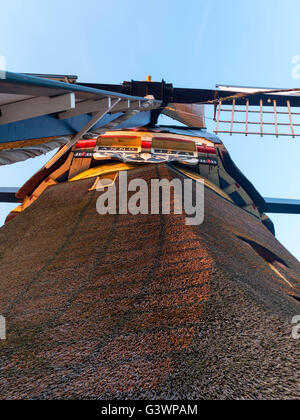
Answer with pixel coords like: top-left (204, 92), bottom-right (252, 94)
top-left (162, 103), bottom-right (205, 128)
top-left (0, 72), bottom-right (160, 166)
top-left (213, 85), bottom-right (300, 137)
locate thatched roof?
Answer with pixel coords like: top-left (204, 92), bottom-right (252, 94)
top-left (0, 164), bottom-right (299, 399)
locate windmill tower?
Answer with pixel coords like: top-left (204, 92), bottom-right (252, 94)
top-left (0, 73), bottom-right (299, 399)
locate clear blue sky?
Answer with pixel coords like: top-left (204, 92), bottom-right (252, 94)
top-left (0, 0), bottom-right (299, 260)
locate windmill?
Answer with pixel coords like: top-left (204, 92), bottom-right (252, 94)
top-left (0, 72), bottom-right (299, 227)
top-left (0, 72), bottom-right (299, 400)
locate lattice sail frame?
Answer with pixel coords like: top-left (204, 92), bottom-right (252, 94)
top-left (214, 97), bottom-right (300, 138)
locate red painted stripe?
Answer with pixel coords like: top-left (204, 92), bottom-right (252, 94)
top-left (141, 140), bottom-right (152, 149)
top-left (197, 145), bottom-right (216, 155)
top-left (76, 140), bottom-right (97, 149)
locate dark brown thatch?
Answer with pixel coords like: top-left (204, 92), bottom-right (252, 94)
top-left (0, 164), bottom-right (299, 399)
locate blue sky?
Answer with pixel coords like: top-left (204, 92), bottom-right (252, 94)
top-left (0, 0), bottom-right (299, 259)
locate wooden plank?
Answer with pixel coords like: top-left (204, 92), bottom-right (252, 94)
top-left (273, 100), bottom-right (278, 138)
top-left (215, 99), bottom-right (222, 133)
top-left (58, 98), bottom-right (140, 120)
top-left (58, 98), bottom-right (108, 120)
top-left (245, 100), bottom-right (249, 136)
top-left (260, 99), bottom-right (263, 137)
top-left (68, 156), bottom-right (92, 180)
top-left (0, 93), bottom-right (75, 125)
top-left (230, 99), bottom-right (236, 135)
top-left (287, 100), bottom-right (295, 138)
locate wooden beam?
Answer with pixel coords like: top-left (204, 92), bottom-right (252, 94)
top-left (0, 93), bottom-right (75, 125)
top-left (58, 97), bottom-right (142, 120)
top-left (230, 99), bottom-right (236, 135)
top-left (273, 100), bottom-right (278, 138)
top-left (215, 99), bottom-right (222, 133)
top-left (58, 98), bottom-right (107, 120)
top-left (245, 100), bottom-right (249, 136)
top-left (287, 100), bottom-right (295, 139)
top-left (260, 99), bottom-right (263, 137)
top-left (0, 187), bottom-right (19, 203)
